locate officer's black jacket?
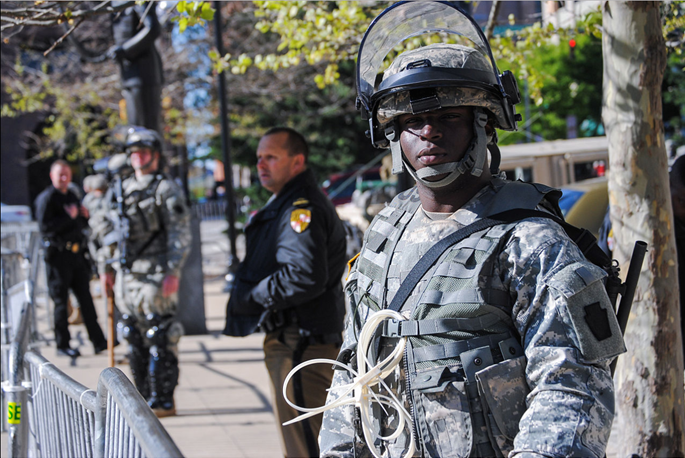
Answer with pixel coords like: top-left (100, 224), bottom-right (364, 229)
top-left (35, 185), bottom-right (87, 245)
top-left (223, 169), bottom-right (347, 337)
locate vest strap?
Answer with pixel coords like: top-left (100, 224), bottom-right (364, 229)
top-left (412, 332), bottom-right (510, 364)
top-left (384, 315), bottom-right (503, 337)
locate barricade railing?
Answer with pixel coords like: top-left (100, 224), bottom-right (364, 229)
top-left (16, 350), bottom-right (184, 458)
top-left (192, 200), bottom-right (227, 221)
top-left (2, 238), bottom-right (42, 436)
top-left (4, 284), bottom-right (34, 457)
top-left (24, 351), bottom-right (97, 458)
top-left (2, 227), bottom-right (182, 458)
top-left (95, 369), bottom-right (182, 458)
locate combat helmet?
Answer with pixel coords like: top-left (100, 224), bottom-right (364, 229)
top-left (356, 1), bottom-right (522, 188)
top-left (124, 126), bottom-right (163, 154)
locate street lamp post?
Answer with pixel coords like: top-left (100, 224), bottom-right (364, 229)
top-left (213, 1), bottom-right (239, 291)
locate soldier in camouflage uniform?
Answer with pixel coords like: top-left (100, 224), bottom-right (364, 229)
top-left (319, 3), bottom-right (625, 457)
top-left (93, 127), bottom-right (191, 417)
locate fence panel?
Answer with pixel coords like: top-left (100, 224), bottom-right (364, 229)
top-left (94, 368), bottom-right (183, 458)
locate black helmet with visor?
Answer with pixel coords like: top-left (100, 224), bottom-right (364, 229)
top-left (356, 1), bottom-right (521, 187)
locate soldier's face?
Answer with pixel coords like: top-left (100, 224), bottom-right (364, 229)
top-left (256, 132), bottom-right (304, 195)
top-left (398, 106), bottom-right (474, 183)
top-left (130, 147), bottom-right (159, 174)
top-left (50, 164), bottom-right (72, 193)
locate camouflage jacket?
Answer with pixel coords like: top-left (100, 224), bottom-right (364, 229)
top-left (319, 179), bottom-right (625, 458)
top-left (90, 173), bottom-right (191, 277)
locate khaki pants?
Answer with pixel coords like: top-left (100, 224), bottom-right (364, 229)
top-left (264, 325), bottom-right (340, 458)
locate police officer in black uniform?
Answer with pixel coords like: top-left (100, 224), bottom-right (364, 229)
top-left (223, 127), bottom-right (347, 458)
top-left (35, 160), bottom-right (108, 358)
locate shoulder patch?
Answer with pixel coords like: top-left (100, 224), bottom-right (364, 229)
top-left (290, 208), bottom-right (311, 233)
top-left (292, 198), bottom-right (309, 207)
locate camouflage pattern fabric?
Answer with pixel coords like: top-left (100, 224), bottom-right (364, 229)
top-left (376, 44), bottom-right (507, 128)
top-left (319, 179), bottom-right (624, 458)
top-left (91, 173), bottom-right (191, 318)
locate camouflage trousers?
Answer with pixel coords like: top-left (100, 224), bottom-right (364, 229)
top-left (114, 270), bottom-right (178, 322)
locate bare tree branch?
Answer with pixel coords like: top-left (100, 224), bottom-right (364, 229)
top-left (484, 0), bottom-right (502, 41)
top-left (43, 16), bottom-right (85, 56)
top-left (1, 1), bottom-right (135, 32)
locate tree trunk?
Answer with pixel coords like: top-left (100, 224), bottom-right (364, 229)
top-left (602, 2), bottom-right (685, 456)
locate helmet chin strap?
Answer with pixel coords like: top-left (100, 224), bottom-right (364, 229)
top-left (385, 108), bottom-right (492, 189)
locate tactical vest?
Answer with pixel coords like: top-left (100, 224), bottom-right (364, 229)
top-left (347, 179), bottom-right (561, 457)
top-left (122, 174), bottom-right (166, 272)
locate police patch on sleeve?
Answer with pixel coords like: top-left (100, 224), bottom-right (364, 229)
top-left (290, 209), bottom-right (311, 233)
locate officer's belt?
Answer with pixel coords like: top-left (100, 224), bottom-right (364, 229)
top-left (382, 315), bottom-right (502, 337)
top-left (299, 330), bottom-right (343, 346)
top-left (46, 239), bottom-right (82, 253)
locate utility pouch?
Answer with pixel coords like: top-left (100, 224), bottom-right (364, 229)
top-left (474, 355), bottom-right (529, 456)
top-left (137, 196), bottom-right (161, 233)
top-left (412, 365), bottom-right (473, 458)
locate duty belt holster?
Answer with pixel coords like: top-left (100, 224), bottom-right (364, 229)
top-left (44, 238), bottom-right (81, 254)
top-left (259, 309), bottom-right (296, 333)
top-left (298, 328), bottom-right (343, 346)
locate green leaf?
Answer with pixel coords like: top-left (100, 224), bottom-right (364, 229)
top-left (200, 3), bottom-right (215, 21)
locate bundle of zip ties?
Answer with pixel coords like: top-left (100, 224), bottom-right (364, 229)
top-left (282, 309), bottom-right (416, 458)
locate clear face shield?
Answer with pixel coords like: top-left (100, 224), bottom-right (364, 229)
top-left (356, 1), bottom-right (520, 149)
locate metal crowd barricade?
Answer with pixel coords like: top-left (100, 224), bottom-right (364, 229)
top-left (2, 225), bottom-right (182, 458)
top-left (192, 200), bottom-right (227, 221)
top-left (94, 369), bottom-right (182, 458)
top-left (15, 349), bottom-right (183, 458)
top-left (24, 351), bottom-right (97, 458)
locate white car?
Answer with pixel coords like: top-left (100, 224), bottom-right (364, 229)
top-left (1, 203), bottom-right (33, 223)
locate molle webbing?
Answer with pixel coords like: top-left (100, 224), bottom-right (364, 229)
top-left (355, 189), bottom-right (421, 309)
top-left (383, 315), bottom-right (503, 338)
top-left (411, 332), bottom-right (511, 364)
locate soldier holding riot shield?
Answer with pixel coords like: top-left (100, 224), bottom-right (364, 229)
top-left (91, 127), bottom-right (191, 417)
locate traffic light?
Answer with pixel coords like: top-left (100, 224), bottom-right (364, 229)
top-left (569, 38), bottom-right (576, 60)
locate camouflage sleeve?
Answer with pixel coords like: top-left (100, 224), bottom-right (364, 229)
top-left (503, 219), bottom-right (625, 458)
top-left (319, 271), bottom-right (374, 458)
top-left (88, 191), bottom-right (116, 275)
top-left (157, 179), bottom-right (191, 277)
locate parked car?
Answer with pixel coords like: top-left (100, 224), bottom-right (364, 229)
top-left (322, 166), bottom-right (382, 206)
top-left (558, 176), bottom-right (608, 237)
top-left (1, 203), bottom-right (33, 223)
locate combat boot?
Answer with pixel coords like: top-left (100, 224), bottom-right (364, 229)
top-left (120, 315), bottom-right (150, 399)
top-left (147, 345), bottom-right (179, 417)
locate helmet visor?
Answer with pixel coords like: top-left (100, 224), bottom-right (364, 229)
top-left (356, 1), bottom-right (499, 112)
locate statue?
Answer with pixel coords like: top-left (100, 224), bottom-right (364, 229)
top-left (107, 1), bottom-right (164, 135)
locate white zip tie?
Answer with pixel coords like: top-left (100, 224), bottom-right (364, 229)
top-left (282, 309), bottom-right (416, 458)
top-left (80, 389), bottom-right (95, 407)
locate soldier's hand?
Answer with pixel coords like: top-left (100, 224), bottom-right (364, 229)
top-left (101, 272), bottom-right (115, 296)
top-left (162, 275), bottom-right (179, 298)
top-left (80, 205), bottom-right (89, 219)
